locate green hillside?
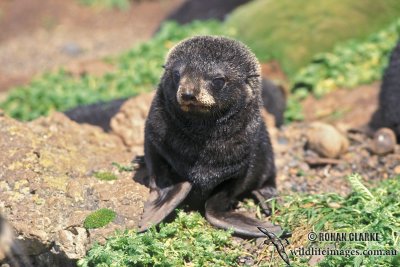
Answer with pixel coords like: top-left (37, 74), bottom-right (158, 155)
top-left (226, 0), bottom-right (400, 76)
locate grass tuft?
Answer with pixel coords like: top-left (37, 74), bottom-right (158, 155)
top-left (84, 208), bottom-right (117, 229)
top-left (111, 162), bottom-right (134, 172)
top-left (93, 171), bottom-right (118, 181)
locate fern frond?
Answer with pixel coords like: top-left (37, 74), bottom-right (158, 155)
top-left (347, 173), bottom-right (375, 201)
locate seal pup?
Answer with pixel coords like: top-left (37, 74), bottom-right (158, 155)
top-left (138, 36), bottom-right (282, 237)
top-left (370, 40), bottom-right (400, 141)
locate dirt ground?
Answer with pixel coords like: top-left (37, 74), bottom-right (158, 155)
top-left (0, 0), bottom-right (184, 91)
top-left (0, 0), bottom-right (253, 92)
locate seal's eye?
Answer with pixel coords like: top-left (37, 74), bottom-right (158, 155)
top-left (212, 77), bottom-right (226, 90)
top-left (172, 70), bottom-right (180, 85)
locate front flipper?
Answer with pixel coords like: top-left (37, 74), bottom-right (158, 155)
top-left (138, 181), bottom-right (192, 232)
top-left (205, 192), bottom-right (283, 238)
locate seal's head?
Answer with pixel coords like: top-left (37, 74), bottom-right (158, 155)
top-left (160, 36), bottom-right (261, 115)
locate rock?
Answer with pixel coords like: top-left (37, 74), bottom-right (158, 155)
top-left (110, 92), bottom-right (155, 153)
top-left (60, 42), bottom-right (83, 57)
top-left (306, 122), bottom-right (349, 158)
top-left (0, 217), bottom-right (13, 261)
top-left (0, 113), bottom-right (148, 265)
top-left (304, 156), bottom-right (342, 166)
top-left (395, 165), bottom-right (400, 175)
top-left (66, 179), bottom-right (85, 202)
top-left (370, 128), bottom-right (396, 155)
top-left (57, 227), bottom-right (88, 259)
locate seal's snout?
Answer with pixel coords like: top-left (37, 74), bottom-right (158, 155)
top-left (177, 86), bottom-right (198, 106)
top-left (181, 91), bottom-right (197, 102)
top-left (178, 88), bottom-right (202, 112)
top-left (177, 84), bottom-right (216, 112)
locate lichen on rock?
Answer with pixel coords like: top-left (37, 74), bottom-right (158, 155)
top-left (0, 112), bottom-right (148, 265)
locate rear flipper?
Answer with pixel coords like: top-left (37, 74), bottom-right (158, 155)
top-left (138, 180), bottom-right (192, 232)
top-left (205, 190), bottom-right (283, 238)
top-left (252, 186), bottom-right (278, 216)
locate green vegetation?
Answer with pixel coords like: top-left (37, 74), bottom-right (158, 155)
top-left (79, 0), bottom-right (130, 9)
top-left (94, 171), bottom-right (118, 181)
top-left (285, 18), bottom-right (400, 121)
top-left (2, 13), bottom-right (399, 122)
top-left (78, 174), bottom-right (399, 266)
top-left (226, 0), bottom-right (400, 77)
top-left (111, 162), bottom-right (134, 172)
top-left (293, 18), bottom-right (400, 97)
top-left (274, 174), bottom-right (400, 266)
top-left (78, 211), bottom-right (240, 267)
top-left (84, 208), bottom-right (117, 229)
top-left (284, 89), bottom-right (307, 122)
top-left (0, 20), bottom-right (232, 121)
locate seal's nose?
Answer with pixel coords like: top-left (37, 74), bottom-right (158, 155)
top-left (181, 92), bottom-right (196, 102)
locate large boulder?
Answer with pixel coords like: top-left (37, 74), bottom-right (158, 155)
top-left (0, 112), bottom-right (148, 266)
top-left (110, 92), bottom-right (155, 153)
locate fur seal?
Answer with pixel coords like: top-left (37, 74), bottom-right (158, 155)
top-left (370, 39), bottom-right (400, 141)
top-left (138, 36), bottom-right (283, 238)
top-left (0, 216), bottom-right (32, 267)
top-left (261, 79), bottom-right (286, 127)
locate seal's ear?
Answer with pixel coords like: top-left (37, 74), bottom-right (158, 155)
top-left (243, 74), bottom-right (260, 103)
top-left (138, 181), bottom-right (192, 232)
top-left (162, 65), bottom-right (166, 69)
top-left (246, 74), bottom-right (260, 84)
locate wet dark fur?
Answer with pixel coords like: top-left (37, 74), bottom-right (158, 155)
top-left (143, 36), bottom-right (278, 236)
top-left (261, 79), bottom-right (286, 127)
top-left (146, 87), bottom-right (276, 199)
top-left (370, 40), bottom-right (400, 140)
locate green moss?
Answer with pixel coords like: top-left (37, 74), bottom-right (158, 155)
top-left (78, 211), bottom-right (240, 267)
top-left (93, 171), bottom-right (118, 181)
top-left (84, 208), bottom-right (116, 229)
top-left (226, 0), bottom-right (400, 77)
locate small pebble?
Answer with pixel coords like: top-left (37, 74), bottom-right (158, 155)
top-left (306, 122), bottom-right (349, 158)
top-left (394, 165), bottom-right (400, 174)
top-left (61, 42), bottom-right (83, 57)
top-left (371, 128), bottom-right (396, 155)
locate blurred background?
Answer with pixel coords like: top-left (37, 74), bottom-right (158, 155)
top-left (0, 0), bottom-right (249, 94)
top-left (0, 0), bottom-right (399, 124)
